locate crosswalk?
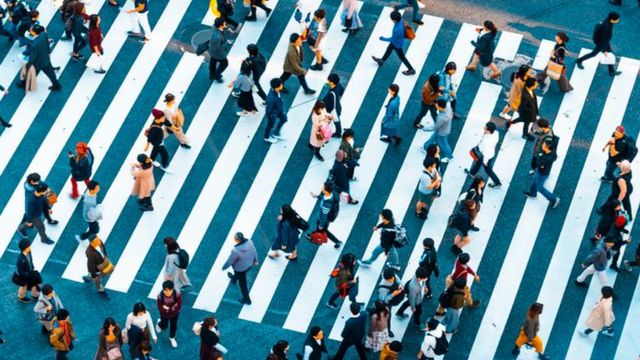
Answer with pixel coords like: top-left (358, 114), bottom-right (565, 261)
top-left (1, 1), bottom-right (640, 358)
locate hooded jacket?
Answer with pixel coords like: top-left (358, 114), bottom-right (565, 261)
top-left (223, 239), bottom-right (258, 272)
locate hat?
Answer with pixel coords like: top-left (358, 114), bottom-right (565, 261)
top-left (151, 108), bottom-right (164, 120)
top-left (163, 93), bottom-right (175, 103)
top-left (234, 232), bottom-right (246, 242)
top-left (615, 216), bottom-right (627, 228)
top-left (615, 125), bottom-right (625, 134)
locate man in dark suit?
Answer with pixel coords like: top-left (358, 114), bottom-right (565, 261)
top-left (576, 11), bottom-right (622, 76)
top-left (21, 25), bottom-right (61, 91)
top-left (508, 77), bottom-right (537, 141)
top-left (331, 302), bottom-right (367, 360)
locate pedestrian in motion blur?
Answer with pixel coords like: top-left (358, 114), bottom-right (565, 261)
top-left (576, 12), bottom-right (621, 76)
top-left (511, 303), bottom-right (550, 360)
top-left (465, 20), bottom-right (501, 79)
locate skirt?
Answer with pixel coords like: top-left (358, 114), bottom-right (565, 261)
top-left (237, 90), bottom-right (257, 112)
top-left (365, 329), bottom-right (389, 352)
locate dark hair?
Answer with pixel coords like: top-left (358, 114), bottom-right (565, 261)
top-left (214, 17), bottom-right (226, 28)
top-left (607, 11), bottom-right (620, 21)
top-left (240, 60), bottom-right (252, 76)
top-left (427, 318), bottom-right (440, 330)
top-left (88, 180), bottom-right (99, 191)
top-left (139, 341), bottom-right (152, 353)
top-left (137, 154), bottom-right (152, 169)
top-left (436, 98), bottom-right (447, 109)
top-left (162, 280), bottom-right (174, 291)
top-left (601, 286), bottom-right (614, 298)
top-left (270, 78), bottom-right (282, 89)
top-left (323, 181), bottom-right (334, 193)
top-left (102, 317), bottom-right (117, 333)
top-left (35, 183), bottom-right (48, 193)
top-left (458, 252), bottom-right (470, 264)
top-left (515, 64), bottom-right (530, 80)
top-left (445, 61), bottom-right (457, 73)
top-left (389, 340), bottom-right (403, 352)
top-left (389, 83), bottom-right (399, 95)
top-left (485, 121), bottom-right (496, 133)
top-left (164, 236), bottom-right (179, 253)
top-left (247, 43), bottom-right (259, 56)
top-left (31, 25), bottom-right (44, 34)
top-left (556, 31), bottom-right (569, 43)
top-left (454, 277), bottom-right (466, 289)
top-left (203, 316), bottom-right (217, 328)
top-left (342, 128), bottom-right (354, 140)
top-left (381, 208), bottom-right (394, 222)
top-left (30, 9), bottom-right (39, 18)
top-left (42, 284), bottom-right (54, 295)
top-left (280, 204), bottom-right (297, 222)
top-left (73, 2), bottom-right (84, 15)
top-left (383, 268), bottom-right (395, 280)
top-left (525, 77), bottom-right (537, 88)
top-left (426, 144), bottom-right (439, 157)
top-left (89, 14), bottom-right (100, 30)
top-left (484, 20), bottom-right (497, 35)
top-left (272, 340), bottom-right (289, 355)
top-left (309, 326), bottom-right (322, 338)
top-left (327, 73), bottom-right (340, 85)
top-left (543, 137), bottom-right (554, 150)
top-left (528, 302), bottom-right (544, 317)
top-left (390, 10), bottom-right (401, 22)
top-left (312, 101), bottom-right (326, 115)
top-left (536, 118), bottom-right (550, 129)
top-left (133, 302), bottom-right (147, 315)
top-left (314, 8), bottom-right (326, 19)
top-left (57, 309), bottom-right (70, 321)
top-left (428, 73), bottom-right (440, 89)
top-left (373, 300), bottom-right (389, 318)
top-left (18, 239), bottom-right (30, 251)
top-left (416, 266), bottom-right (429, 279)
top-left (289, 33), bottom-right (300, 43)
top-left (469, 175), bottom-right (485, 191)
top-left (27, 173), bottom-right (41, 184)
top-left (423, 157), bottom-right (436, 169)
top-left (349, 301), bottom-right (361, 315)
top-left (423, 237), bottom-right (435, 248)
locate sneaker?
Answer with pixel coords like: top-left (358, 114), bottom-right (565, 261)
top-left (231, 91), bottom-right (240, 98)
top-left (576, 62), bottom-right (584, 70)
top-left (418, 146), bottom-right (426, 154)
top-left (48, 85), bottom-right (62, 91)
top-left (333, 241), bottom-right (342, 249)
top-left (487, 182), bottom-right (501, 188)
top-left (227, 272), bottom-right (237, 284)
top-left (272, 134), bottom-right (286, 140)
top-left (264, 137), bottom-right (278, 144)
top-left (499, 113), bottom-right (511, 120)
top-left (441, 157), bottom-right (450, 163)
top-left (244, 15), bottom-right (257, 21)
top-left (529, 169), bottom-right (535, 176)
top-left (153, 161), bottom-right (162, 167)
top-left (523, 191), bottom-right (536, 198)
top-left (610, 264), bottom-right (620, 272)
top-left (578, 329), bottom-right (589, 336)
top-left (236, 111), bottom-right (249, 117)
top-left (82, 275), bottom-right (92, 283)
top-left (17, 296), bottom-right (32, 303)
top-left (94, 69), bottom-right (106, 74)
top-left (511, 346), bottom-right (520, 356)
top-left (155, 320), bottom-right (162, 333)
top-left (601, 329), bottom-right (614, 337)
top-left (623, 260), bottom-right (633, 272)
top-left (41, 238), bottom-right (55, 245)
top-left (357, 260), bottom-right (370, 268)
top-left (470, 225), bottom-right (480, 232)
top-left (412, 19), bottom-right (424, 25)
top-left (395, 312), bottom-right (408, 318)
top-left (372, 56), bottom-right (384, 66)
top-left (309, 63), bottom-right (323, 71)
top-left (609, 71), bottom-right (622, 76)
top-left (402, 68), bottom-right (416, 76)
top-left (468, 299), bottom-right (481, 309)
top-left (169, 337), bottom-right (178, 348)
top-left (304, 89), bottom-right (316, 95)
top-left (47, 219), bottom-right (59, 225)
top-left (326, 301), bottom-right (338, 309)
top-left (98, 290), bottom-right (110, 299)
top-left (180, 143), bottom-right (191, 149)
top-left (551, 197), bottom-right (561, 208)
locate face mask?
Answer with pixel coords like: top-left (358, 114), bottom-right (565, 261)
top-left (347, 138), bottom-right (354, 146)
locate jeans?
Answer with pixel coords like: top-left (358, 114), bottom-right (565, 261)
top-left (381, 44), bottom-right (414, 71)
top-left (18, 217), bottom-right (48, 241)
top-left (530, 172), bottom-right (556, 202)
top-left (72, 34), bottom-right (87, 54)
top-left (443, 307), bottom-right (461, 333)
top-left (280, 71), bottom-right (312, 92)
top-left (603, 159), bottom-right (620, 180)
top-left (577, 48), bottom-right (616, 73)
top-left (253, 74), bottom-right (267, 100)
top-left (332, 341), bottom-right (366, 360)
top-left (150, 144), bottom-right (169, 167)
top-left (424, 133), bottom-right (452, 159)
top-left (209, 58), bottom-right (229, 80)
top-left (230, 270), bottom-right (251, 302)
top-left (361, 245), bottom-right (399, 266)
top-left (264, 113), bottom-right (287, 139)
top-left (469, 158), bottom-right (501, 185)
top-left (414, 102), bottom-right (437, 127)
top-left (158, 315), bottom-right (179, 338)
top-left (80, 221), bottom-right (100, 240)
top-left (395, 0), bottom-right (420, 20)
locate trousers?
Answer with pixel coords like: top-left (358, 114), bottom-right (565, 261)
top-left (577, 265), bottom-right (608, 285)
top-left (280, 71), bottom-right (312, 92)
top-left (209, 58), bottom-right (229, 80)
top-left (150, 144), bottom-right (169, 167)
top-left (230, 269), bottom-right (251, 302)
top-left (158, 314), bottom-right (179, 338)
top-left (381, 44), bottom-right (414, 71)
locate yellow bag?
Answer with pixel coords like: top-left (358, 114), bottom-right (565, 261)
top-left (546, 60), bottom-right (563, 81)
top-left (98, 257), bottom-right (114, 275)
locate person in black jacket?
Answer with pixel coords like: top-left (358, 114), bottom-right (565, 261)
top-left (4, 0), bottom-right (29, 42)
top-left (331, 150), bottom-right (358, 205)
top-left (245, 44), bottom-right (267, 101)
top-left (593, 200), bottom-right (624, 244)
top-left (18, 25), bottom-right (61, 91)
top-left (601, 125), bottom-right (631, 181)
top-left (323, 73), bottom-right (343, 138)
top-left (17, 183), bottom-right (55, 244)
top-left (296, 326), bottom-right (327, 360)
top-left (606, 159), bottom-right (633, 221)
top-left (418, 238), bottom-right (439, 298)
top-left (508, 77), bottom-right (538, 141)
top-left (15, 239), bottom-right (41, 303)
top-left (358, 209), bottom-right (398, 267)
top-left (70, 2), bottom-right (88, 60)
top-left (245, 0), bottom-right (271, 21)
top-left (217, 0), bottom-right (238, 31)
top-left (465, 20), bottom-right (501, 79)
top-left (450, 199), bottom-right (475, 255)
top-left (145, 109), bottom-right (170, 169)
top-left (199, 317), bottom-right (223, 360)
top-left (332, 302), bottom-right (367, 360)
top-left (576, 12), bottom-right (622, 76)
top-left (524, 139), bottom-right (560, 208)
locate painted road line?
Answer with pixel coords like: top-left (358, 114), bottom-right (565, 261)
top-left (615, 250), bottom-right (640, 359)
top-left (542, 58), bottom-right (640, 356)
top-left (466, 48), bottom-right (600, 360)
top-left (0, 0), bottom-right (177, 260)
top-left (324, 23), bottom-right (486, 340)
top-left (247, 10), bottom-right (441, 327)
top-left (531, 40), bottom-right (557, 71)
top-left (493, 31), bottom-right (522, 61)
top-left (61, 53), bottom-right (201, 281)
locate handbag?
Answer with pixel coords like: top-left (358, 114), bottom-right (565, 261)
top-left (469, 146), bottom-right (482, 161)
top-left (195, 40), bottom-right (209, 56)
top-left (97, 257), bottom-right (114, 275)
top-left (11, 272), bottom-right (21, 285)
top-left (600, 52), bottom-right (616, 65)
top-left (315, 130), bottom-right (325, 142)
top-left (546, 60), bottom-right (563, 80)
top-left (403, 21), bottom-right (416, 40)
top-left (320, 121), bottom-right (335, 140)
top-left (46, 190), bottom-right (58, 206)
top-left (309, 230), bottom-right (328, 245)
top-left (106, 347), bottom-right (122, 360)
top-left (31, 270), bottom-right (43, 284)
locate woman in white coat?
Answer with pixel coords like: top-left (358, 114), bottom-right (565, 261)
top-left (309, 101), bottom-right (334, 162)
top-left (579, 286), bottom-right (615, 337)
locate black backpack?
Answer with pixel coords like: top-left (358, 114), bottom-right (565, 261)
top-left (327, 194), bottom-right (340, 222)
top-left (429, 332), bottom-right (449, 355)
top-left (176, 249), bottom-right (189, 269)
top-left (625, 136), bottom-right (638, 161)
top-left (438, 287), bottom-right (454, 308)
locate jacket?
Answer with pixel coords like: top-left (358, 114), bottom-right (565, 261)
top-left (420, 323), bottom-right (446, 358)
top-left (28, 32), bottom-right (53, 71)
top-left (310, 109), bottom-right (330, 148)
top-left (421, 80), bottom-right (439, 105)
top-left (331, 160), bottom-right (350, 194)
top-left (381, 21), bottom-right (404, 48)
top-left (246, 53), bottom-right (266, 79)
top-left (593, 20), bottom-right (613, 51)
top-left (16, 252), bottom-right (34, 278)
top-left (273, 218), bottom-right (300, 251)
top-left (478, 131), bottom-right (499, 164)
top-left (586, 297), bottom-right (615, 331)
top-left (86, 240), bottom-right (108, 276)
top-left (323, 84), bottom-right (343, 116)
top-left (378, 222), bottom-right (396, 252)
top-left (437, 71), bottom-right (456, 102)
top-left (520, 314), bottom-right (540, 342)
top-left (418, 248), bottom-right (439, 276)
top-left (223, 239), bottom-right (258, 272)
top-left (433, 103), bottom-right (453, 136)
top-left (381, 96), bottom-right (400, 129)
top-left (88, 28), bottom-right (103, 53)
top-left (200, 326), bottom-right (221, 360)
top-left (582, 241), bottom-right (611, 271)
top-left (70, 150), bottom-right (94, 181)
top-left (208, 28), bottom-right (228, 60)
top-left (34, 292), bottom-right (64, 319)
top-left (406, 275), bottom-right (425, 309)
top-left (71, 14), bottom-right (88, 36)
top-left (379, 342), bottom-right (399, 360)
top-left (473, 31), bottom-right (496, 67)
top-left (156, 290), bottom-right (182, 318)
top-left (283, 44), bottom-right (305, 75)
top-left (317, 193), bottom-right (335, 227)
top-left (24, 192), bottom-right (45, 220)
top-left (265, 89), bottom-right (285, 120)
top-left (82, 192), bottom-right (98, 223)
top-left (96, 327), bottom-right (124, 360)
top-left (341, 312), bottom-right (367, 344)
top-left (50, 320), bottom-right (76, 352)
top-left (130, 165), bottom-right (155, 198)
top-left (518, 88), bottom-right (538, 124)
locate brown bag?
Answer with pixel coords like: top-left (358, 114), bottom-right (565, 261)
top-left (46, 190), bottom-right (58, 206)
top-left (546, 60), bottom-right (563, 80)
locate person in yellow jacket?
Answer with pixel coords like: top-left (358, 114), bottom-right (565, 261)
top-left (379, 341), bottom-right (402, 360)
top-left (50, 309), bottom-right (76, 359)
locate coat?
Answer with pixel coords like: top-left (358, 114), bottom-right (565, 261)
top-left (50, 320), bottom-right (76, 352)
top-left (86, 240), bottom-right (108, 276)
top-left (200, 326), bottom-right (221, 360)
top-left (130, 165), bottom-right (155, 198)
top-left (208, 28), bottom-right (228, 60)
top-left (29, 33), bottom-right (53, 71)
top-left (519, 88), bottom-right (538, 124)
top-left (310, 109), bottom-right (331, 147)
top-left (70, 150), bottom-right (94, 181)
top-left (381, 96), bottom-right (400, 137)
top-left (380, 21), bottom-right (404, 48)
top-left (507, 77), bottom-right (525, 110)
top-left (473, 31), bottom-right (496, 67)
top-left (34, 293), bottom-right (64, 320)
top-left (379, 342), bottom-right (399, 360)
top-left (156, 290), bottom-right (182, 319)
top-left (283, 44), bottom-right (305, 75)
top-left (266, 89), bottom-right (285, 120)
top-left (593, 20), bottom-right (613, 51)
top-left (585, 297), bottom-right (615, 331)
top-left (341, 312), bottom-right (367, 344)
top-left (95, 327), bottom-right (124, 360)
top-left (222, 239), bottom-right (258, 272)
top-left (421, 80), bottom-right (439, 105)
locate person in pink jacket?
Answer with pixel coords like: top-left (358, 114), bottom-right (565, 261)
top-left (579, 285), bottom-right (615, 337)
top-left (131, 154), bottom-right (155, 212)
top-left (309, 101), bottom-right (335, 162)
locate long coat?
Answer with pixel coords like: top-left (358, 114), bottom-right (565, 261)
top-left (283, 44), bottom-right (305, 75)
top-left (272, 218), bottom-right (300, 251)
top-left (310, 109), bottom-right (331, 148)
top-left (585, 297), bottom-right (615, 331)
top-left (130, 165), bottom-right (155, 199)
top-left (29, 33), bottom-right (53, 71)
top-left (381, 96), bottom-right (400, 137)
top-left (518, 88), bottom-right (538, 124)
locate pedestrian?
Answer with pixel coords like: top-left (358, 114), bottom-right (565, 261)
top-left (82, 235), bottom-right (112, 298)
top-left (268, 340), bottom-right (290, 359)
top-left (59, 0), bottom-right (75, 40)
top-left (575, 237), bottom-right (615, 287)
top-left (216, 0), bottom-right (238, 31)
top-left (154, 280), bottom-right (181, 348)
top-left (417, 318), bottom-right (447, 359)
top-left (280, 33), bottom-right (316, 95)
top-left (340, 0), bottom-right (362, 34)
top-left (244, 0), bottom-right (271, 21)
top-left (529, 118), bottom-right (556, 175)
top-left (339, 128), bottom-right (361, 180)
top-left (365, 300), bottom-right (390, 352)
top-left (379, 341), bottom-right (402, 360)
top-left (580, 286), bottom-right (616, 338)
top-left (196, 316), bottom-right (227, 360)
top-left (576, 12), bottom-right (621, 76)
top-left (295, 325), bottom-right (327, 360)
top-left (17, 183), bottom-right (55, 244)
top-left (162, 236), bottom-right (192, 290)
top-left (309, 101), bottom-right (335, 161)
top-left (131, 154), bottom-right (155, 211)
top-left (86, 14), bottom-right (107, 74)
top-left (415, 157), bottom-right (441, 220)
top-left (524, 138), bottom-right (561, 208)
top-left (372, 11), bottom-right (416, 76)
top-left (332, 302), bottom-right (367, 360)
top-left (326, 253), bottom-right (358, 309)
top-left (95, 317), bottom-right (124, 360)
top-left (465, 121), bottom-right (502, 188)
top-left (268, 204), bottom-right (304, 260)
top-left (294, 0), bottom-right (313, 36)
top-left (145, 109), bottom-right (170, 170)
top-left (380, 84), bottom-right (402, 145)
top-left (425, 143), bottom-right (442, 172)
top-left (69, 2), bottom-right (88, 60)
top-left (74, 180), bottom-right (101, 242)
top-left (511, 303), bottom-right (550, 360)
top-left (208, 18), bottom-right (231, 83)
top-left (34, 284), bottom-right (64, 334)
top-left (601, 125), bottom-right (634, 182)
top-left (422, 99), bottom-right (453, 162)
top-left (245, 44), bottom-right (267, 102)
top-left (68, 141), bottom-right (94, 199)
top-left (306, 181), bottom-right (343, 248)
top-left (396, 266), bottom-right (429, 328)
top-left (223, 232), bottom-right (259, 305)
top-left (418, 238), bottom-right (439, 298)
top-left (439, 277), bottom-right (466, 334)
top-left (436, 253), bottom-right (480, 315)
top-left (332, 150), bottom-right (359, 204)
top-left (231, 60), bottom-right (258, 116)
top-left (461, 176), bottom-right (484, 232)
top-left (136, 342), bottom-right (156, 360)
top-left (606, 216), bottom-right (631, 272)
top-left (359, 209), bottom-right (400, 267)
top-left (535, 32), bottom-right (573, 93)
top-left (499, 64), bottom-right (533, 121)
top-left (438, 62), bottom-right (461, 119)
top-left (125, 302), bottom-right (158, 359)
top-left (162, 93), bottom-right (191, 148)
top-left (593, 200), bottom-right (625, 244)
top-left (605, 159), bottom-right (633, 220)
top-left (264, 77), bottom-right (288, 143)
top-left (127, 0), bottom-right (152, 42)
top-left (623, 243), bottom-right (640, 273)
top-left (308, 9), bottom-right (328, 71)
top-left (323, 73), bottom-right (344, 138)
top-left (507, 77), bottom-right (538, 141)
top-left (5, 0), bottom-right (29, 42)
top-left (393, 0), bottom-right (423, 25)
top-left (14, 239), bottom-right (41, 303)
top-left (465, 20), bottom-right (501, 79)
top-left (377, 268), bottom-right (404, 337)
top-left (17, 25), bottom-right (61, 90)
top-left (449, 199), bottom-right (476, 254)
top-left (413, 74), bottom-right (441, 129)
top-left (17, 9), bottom-right (39, 47)
top-left (49, 309), bottom-right (76, 360)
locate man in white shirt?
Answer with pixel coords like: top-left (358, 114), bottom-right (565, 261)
top-left (418, 318), bottom-right (447, 360)
top-left (464, 121), bottom-right (502, 187)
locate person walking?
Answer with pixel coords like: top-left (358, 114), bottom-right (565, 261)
top-left (579, 286), bottom-right (616, 337)
top-left (465, 21), bottom-right (501, 79)
top-left (438, 62), bottom-right (461, 119)
top-left (461, 176), bottom-right (484, 232)
top-left (465, 121), bottom-right (502, 187)
top-left (69, 2), bottom-right (88, 60)
top-left (14, 239), bottom-right (41, 303)
top-left (359, 209), bottom-right (400, 267)
top-left (499, 65), bottom-right (533, 121)
top-left (507, 77), bottom-right (538, 141)
top-left (326, 253), bottom-right (358, 309)
top-left (524, 138), bottom-right (561, 208)
top-left (415, 157), bottom-right (441, 220)
top-left (529, 118), bottom-right (556, 175)
top-left (208, 18), bottom-right (231, 83)
top-left (339, 128), bottom-right (361, 180)
top-left (372, 11), bottom-right (415, 76)
top-left (245, 44), bottom-right (267, 102)
top-left (393, 0), bottom-right (423, 25)
top-left (125, 303), bottom-right (158, 359)
top-left (309, 101), bottom-right (335, 161)
top-left (216, 0), bottom-right (238, 30)
top-left (244, 0), bottom-right (271, 21)
top-left (340, 0), bottom-right (362, 34)
top-left (269, 340), bottom-right (290, 359)
top-left (155, 280), bottom-right (182, 348)
top-left (535, 32), bottom-right (573, 93)
top-left (17, 183), bottom-right (55, 244)
top-left (323, 73), bottom-right (344, 138)
top-left (223, 232), bottom-right (259, 305)
top-left (69, 141), bottom-right (94, 199)
top-left (268, 204), bottom-right (304, 260)
top-left (593, 199), bottom-right (625, 244)
top-left (332, 150), bottom-right (359, 205)
top-left (75, 180), bottom-right (101, 242)
top-left (82, 235), bottom-right (112, 298)
top-left (280, 33), bottom-right (316, 95)
top-left (18, 25), bottom-right (61, 91)
top-left (196, 316), bottom-right (227, 360)
top-left (418, 238), bottom-right (439, 298)
top-left (131, 154), bottom-right (155, 212)
top-left (306, 181), bottom-right (343, 248)
top-left (231, 61), bottom-right (258, 116)
top-left (511, 303), bottom-right (550, 360)
top-left (332, 302), bottom-right (367, 360)
top-left (88, 14), bottom-right (106, 74)
top-left (449, 199), bottom-right (476, 254)
top-left (127, 0), bottom-right (152, 42)
top-left (380, 341), bottom-right (403, 360)
top-left (95, 317), bottom-right (124, 360)
top-left (136, 342), bottom-right (156, 360)
top-left (606, 159), bottom-right (633, 220)
top-left (49, 309), bottom-right (76, 360)
top-left (422, 99), bottom-right (453, 161)
top-left (264, 78), bottom-right (288, 143)
top-left (162, 237), bottom-right (192, 290)
top-left (436, 253), bottom-right (480, 315)
top-left (606, 216), bottom-right (630, 272)
top-left (576, 12), bottom-right (622, 76)
top-left (396, 266), bottom-right (429, 328)
top-left (365, 301), bottom-right (390, 352)
top-left (377, 268), bottom-right (405, 338)
top-left (575, 237), bottom-right (615, 287)
top-left (601, 125), bottom-right (634, 182)
top-left (34, 284), bottom-right (64, 334)
top-left (162, 93), bottom-right (191, 149)
top-left (623, 243), bottom-right (640, 273)
top-left (308, 9), bottom-right (328, 71)
top-left (145, 109), bottom-right (170, 170)
top-left (417, 318), bottom-right (447, 359)
top-left (380, 84), bottom-right (402, 145)
top-left (439, 277), bottom-right (466, 334)
top-left (295, 326), bottom-right (327, 360)
top-left (413, 74), bottom-right (441, 129)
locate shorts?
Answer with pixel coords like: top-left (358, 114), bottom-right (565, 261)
top-left (418, 191), bottom-right (434, 203)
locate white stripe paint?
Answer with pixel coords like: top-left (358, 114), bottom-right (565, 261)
top-left (615, 247), bottom-right (640, 359)
top-left (493, 31), bottom-right (523, 61)
top-left (531, 40), bottom-right (557, 71)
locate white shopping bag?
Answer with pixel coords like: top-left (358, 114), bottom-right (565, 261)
top-left (600, 52), bottom-right (616, 65)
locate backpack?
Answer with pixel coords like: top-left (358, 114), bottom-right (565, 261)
top-left (379, 277), bottom-right (405, 306)
top-left (624, 135), bottom-right (638, 161)
top-left (390, 224), bottom-right (408, 248)
top-left (438, 288), bottom-right (454, 308)
top-left (326, 194), bottom-right (340, 222)
top-left (176, 249), bottom-right (189, 269)
top-left (429, 332), bottom-right (449, 355)
top-left (403, 21), bottom-right (415, 40)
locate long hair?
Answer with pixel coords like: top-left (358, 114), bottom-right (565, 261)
top-left (484, 20), bottom-right (497, 35)
top-left (89, 14), bottom-right (100, 31)
top-left (280, 204), bottom-right (297, 222)
top-left (312, 101), bottom-right (326, 115)
top-left (102, 317), bottom-right (117, 333)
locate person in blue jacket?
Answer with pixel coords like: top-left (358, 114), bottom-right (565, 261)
top-left (372, 11), bottom-right (415, 76)
top-left (264, 78), bottom-right (288, 144)
top-left (380, 84), bottom-right (402, 146)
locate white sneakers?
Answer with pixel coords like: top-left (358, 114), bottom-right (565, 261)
top-left (264, 137), bottom-right (278, 144)
top-left (441, 157), bottom-right (450, 163)
top-left (499, 113), bottom-right (511, 120)
top-left (169, 337), bottom-right (178, 348)
top-left (155, 320), bottom-right (162, 334)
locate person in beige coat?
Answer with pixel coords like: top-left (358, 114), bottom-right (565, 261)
top-left (499, 64), bottom-right (534, 121)
top-left (579, 285), bottom-right (615, 337)
top-left (279, 33), bottom-right (316, 95)
top-left (163, 93), bottom-right (190, 149)
top-left (131, 154), bottom-right (155, 212)
top-left (309, 101), bottom-right (334, 162)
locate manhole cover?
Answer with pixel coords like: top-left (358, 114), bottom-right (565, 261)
top-left (178, 22), bottom-right (212, 54)
top-left (191, 29), bottom-right (211, 49)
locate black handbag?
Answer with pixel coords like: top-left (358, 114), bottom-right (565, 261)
top-left (11, 273), bottom-right (21, 285)
top-left (196, 40), bottom-right (210, 56)
top-left (31, 270), bottom-right (43, 284)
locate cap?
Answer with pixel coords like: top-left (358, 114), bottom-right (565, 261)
top-left (615, 216), bottom-right (627, 228)
top-left (615, 125), bottom-right (625, 134)
top-left (163, 93), bottom-right (175, 103)
top-left (151, 108), bottom-right (164, 119)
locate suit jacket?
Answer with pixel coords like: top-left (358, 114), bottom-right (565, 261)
top-left (593, 21), bottom-right (613, 51)
top-left (340, 312), bottom-right (366, 344)
top-left (208, 28), bottom-right (228, 60)
top-left (519, 88), bottom-right (538, 124)
top-left (29, 33), bottom-right (52, 71)
top-left (283, 44), bottom-right (305, 75)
